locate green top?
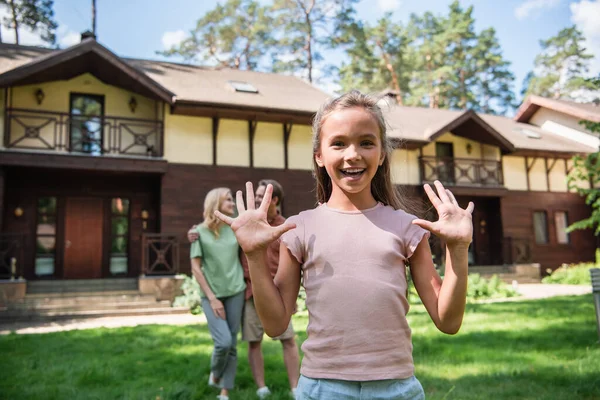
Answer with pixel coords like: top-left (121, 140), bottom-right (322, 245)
top-left (190, 223), bottom-right (246, 299)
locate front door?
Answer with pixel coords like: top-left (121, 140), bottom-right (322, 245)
top-left (473, 205), bottom-right (491, 265)
top-left (63, 197), bottom-right (104, 279)
top-left (435, 142), bottom-right (455, 184)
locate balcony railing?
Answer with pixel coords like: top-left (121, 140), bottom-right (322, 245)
top-left (4, 108), bottom-right (163, 157)
top-left (502, 237), bottom-right (533, 264)
top-left (141, 233), bottom-right (179, 276)
top-left (419, 156), bottom-right (503, 187)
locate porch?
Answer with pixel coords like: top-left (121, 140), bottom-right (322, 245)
top-left (419, 156), bottom-right (504, 187)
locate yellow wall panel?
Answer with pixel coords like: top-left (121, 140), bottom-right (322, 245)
top-left (422, 132), bottom-right (498, 160)
top-left (288, 124), bottom-right (313, 170)
top-left (253, 122), bottom-right (284, 168)
top-left (163, 112), bottom-right (212, 164)
top-left (218, 119), bottom-right (249, 167)
top-left (502, 156), bottom-right (528, 190)
top-left (391, 149), bottom-right (420, 185)
top-left (548, 159), bottom-right (568, 192)
top-left (11, 73), bottom-right (157, 119)
top-left (528, 157), bottom-right (548, 191)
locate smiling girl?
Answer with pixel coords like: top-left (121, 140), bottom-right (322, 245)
top-left (215, 91), bottom-right (474, 399)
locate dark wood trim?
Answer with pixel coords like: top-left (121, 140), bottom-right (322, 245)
top-left (564, 158), bottom-right (570, 176)
top-left (2, 87), bottom-right (8, 148)
top-left (283, 122), bottom-right (293, 170)
top-left (511, 149), bottom-right (584, 159)
top-left (442, 186), bottom-right (509, 197)
top-left (173, 102), bottom-right (314, 125)
top-left (525, 157), bottom-right (531, 190)
top-left (212, 117), bottom-right (219, 166)
top-left (544, 158), bottom-right (550, 192)
top-left (0, 151), bottom-right (168, 173)
top-left (248, 120), bottom-right (257, 167)
top-left (546, 158), bottom-right (558, 192)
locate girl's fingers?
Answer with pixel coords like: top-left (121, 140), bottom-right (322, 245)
top-left (236, 190), bottom-right (245, 213)
top-left (246, 181), bottom-right (255, 210)
top-left (466, 202), bottom-right (475, 214)
top-left (424, 184), bottom-right (442, 208)
top-left (434, 180), bottom-right (451, 203)
top-left (412, 218), bottom-right (435, 232)
top-left (272, 221), bottom-right (297, 239)
top-left (259, 184), bottom-right (273, 213)
top-left (214, 210), bottom-right (234, 225)
top-left (446, 189), bottom-right (459, 207)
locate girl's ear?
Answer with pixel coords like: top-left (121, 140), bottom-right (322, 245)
top-left (379, 151), bottom-right (385, 166)
top-left (315, 152), bottom-right (324, 167)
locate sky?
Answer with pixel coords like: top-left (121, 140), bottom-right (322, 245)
top-left (0, 0), bottom-right (599, 103)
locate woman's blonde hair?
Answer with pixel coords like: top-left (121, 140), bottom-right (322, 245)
top-left (312, 90), bottom-right (417, 213)
top-left (202, 187), bottom-right (231, 237)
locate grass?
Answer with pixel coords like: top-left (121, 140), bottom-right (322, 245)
top-left (1, 295), bottom-right (599, 400)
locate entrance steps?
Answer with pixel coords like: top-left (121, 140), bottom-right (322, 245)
top-left (1, 279), bottom-right (189, 321)
top-left (469, 264), bottom-right (541, 284)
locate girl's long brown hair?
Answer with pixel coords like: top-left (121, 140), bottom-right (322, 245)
top-left (312, 90), bottom-right (420, 214)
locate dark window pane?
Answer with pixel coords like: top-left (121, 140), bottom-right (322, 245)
top-left (111, 198), bottom-right (130, 215)
top-left (70, 94), bottom-right (104, 155)
top-left (555, 212), bottom-right (569, 244)
top-left (533, 211), bottom-right (548, 244)
top-left (37, 197), bottom-right (57, 215)
top-left (111, 236), bottom-right (128, 254)
top-left (36, 236), bottom-right (56, 254)
top-left (111, 217), bottom-right (128, 236)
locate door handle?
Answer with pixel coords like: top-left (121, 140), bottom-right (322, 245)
top-left (65, 240), bottom-right (72, 249)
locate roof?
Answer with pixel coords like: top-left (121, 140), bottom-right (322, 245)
top-left (515, 95), bottom-right (600, 123)
top-left (383, 103), bottom-right (595, 154)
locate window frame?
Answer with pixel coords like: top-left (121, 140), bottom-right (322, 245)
top-left (532, 210), bottom-right (549, 245)
top-left (554, 210), bottom-right (570, 245)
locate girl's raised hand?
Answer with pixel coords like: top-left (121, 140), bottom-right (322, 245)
top-left (214, 182), bottom-right (296, 255)
top-left (412, 180), bottom-right (474, 247)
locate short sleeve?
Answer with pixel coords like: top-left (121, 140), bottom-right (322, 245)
top-left (404, 217), bottom-right (430, 259)
top-left (189, 228), bottom-right (203, 259)
top-left (280, 214), bottom-right (304, 264)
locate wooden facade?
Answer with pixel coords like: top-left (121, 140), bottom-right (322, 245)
top-left (0, 39), bottom-right (597, 283)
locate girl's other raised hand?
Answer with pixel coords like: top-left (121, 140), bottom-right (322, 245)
top-left (214, 182), bottom-right (296, 255)
top-left (412, 180), bottom-right (474, 247)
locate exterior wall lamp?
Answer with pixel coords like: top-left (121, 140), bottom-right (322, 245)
top-left (466, 143), bottom-right (473, 155)
top-left (14, 207), bottom-right (24, 218)
top-left (129, 96), bottom-right (138, 113)
top-left (35, 88), bottom-right (45, 105)
top-left (141, 209), bottom-right (149, 229)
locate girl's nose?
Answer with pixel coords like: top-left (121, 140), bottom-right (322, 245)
top-left (344, 145), bottom-right (361, 161)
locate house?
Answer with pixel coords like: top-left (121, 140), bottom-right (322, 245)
top-left (0, 35), bottom-right (597, 303)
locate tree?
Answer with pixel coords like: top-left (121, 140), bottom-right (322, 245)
top-left (567, 76), bottom-right (600, 236)
top-left (0, 0), bottom-right (57, 45)
top-left (523, 26), bottom-right (594, 100)
top-left (158, 0), bottom-right (273, 70)
top-left (271, 0), bottom-right (358, 83)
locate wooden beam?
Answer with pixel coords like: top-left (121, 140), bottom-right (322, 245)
top-left (544, 158), bottom-right (550, 192)
top-left (248, 120), bottom-right (257, 167)
top-left (525, 157), bottom-right (531, 191)
top-left (212, 117), bottom-right (219, 166)
top-left (283, 122), bottom-right (293, 170)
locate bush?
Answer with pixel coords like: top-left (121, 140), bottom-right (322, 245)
top-left (407, 272), bottom-right (518, 303)
top-left (172, 274), bottom-right (203, 314)
top-left (542, 262), bottom-right (596, 285)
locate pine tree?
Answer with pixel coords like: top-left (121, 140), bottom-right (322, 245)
top-left (0, 0), bottom-right (57, 45)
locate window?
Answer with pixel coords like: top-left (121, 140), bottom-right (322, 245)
top-left (36, 197), bottom-right (57, 276)
top-left (555, 211), bottom-right (570, 244)
top-left (70, 93), bottom-right (105, 155)
top-left (533, 211), bottom-right (549, 244)
top-left (110, 198), bottom-right (130, 274)
top-left (435, 142), bottom-right (455, 184)
top-left (227, 80), bottom-right (258, 93)
top-left (514, 127), bottom-right (541, 139)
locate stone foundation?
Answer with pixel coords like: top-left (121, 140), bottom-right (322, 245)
top-left (515, 263), bottom-right (541, 278)
top-left (138, 275), bottom-right (185, 302)
top-left (0, 279), bottom-right (27, 307)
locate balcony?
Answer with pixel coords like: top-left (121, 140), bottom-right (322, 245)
top-left (419, 156), bottom-right (503, 187)
top-left (4, 108), bottom-right (163, 157)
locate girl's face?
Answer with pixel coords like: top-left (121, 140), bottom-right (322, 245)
top-left (315, 107), bottom-right (385, 202)
top-left (219, 191), bottom-right (235, 216)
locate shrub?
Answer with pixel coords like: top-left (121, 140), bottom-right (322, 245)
top-left (542, 262), bottom-right (596, 285)
top-left (172, 274), bottom-right (203, 314)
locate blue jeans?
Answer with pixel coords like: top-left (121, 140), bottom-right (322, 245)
top-left (296, 375), bottom-right (425, 400)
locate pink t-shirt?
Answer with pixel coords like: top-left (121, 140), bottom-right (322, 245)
top-left (281, 202), bottom-right (429, 381)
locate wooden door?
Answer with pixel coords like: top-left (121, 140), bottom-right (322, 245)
top-left (63, 197), bottom-right (104, 279)
top-left (473, 201), bottom-right (492, 265)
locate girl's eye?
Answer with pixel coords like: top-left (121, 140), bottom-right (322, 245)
top-left (361, 141), bottom-right (375, 146)
top-left (331, 141), bottom-right (344, 147)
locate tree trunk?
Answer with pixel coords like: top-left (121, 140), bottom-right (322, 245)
top-left (9, 0), bottom-right (19, 45)
top-left (377, 40), bottom-right (403, 105)
top-left (460, 69), bottom-right (467, 109)
top-left (303, 1), bottom-right (315, 83)
top-left (92, 0), bottom-right (97, 36)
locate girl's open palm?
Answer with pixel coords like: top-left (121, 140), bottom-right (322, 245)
top-left (412, 180), bottom-right (474, 246)
top-left (215, 182), bottom-right (296, 255)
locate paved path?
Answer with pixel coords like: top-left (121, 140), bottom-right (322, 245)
top-left (0, 284), bottom-right (592, 335)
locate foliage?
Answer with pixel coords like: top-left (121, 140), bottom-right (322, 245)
top-left (542, 262), bottom-right (597, 285)
top-left (523, 25), bottom-right (594, 100)
top-left (1, 296), bottom-right (598, 399)
top-left (566, 75), bottom-right (600, 235)
top-left (408, 272), bottom-right (518, 302)
top-left (157, 0), bottom-right (274, 69)
top-left (0, 0), bottom-right (57, 45)
top-left (172, 274), bottom-right (203, 314)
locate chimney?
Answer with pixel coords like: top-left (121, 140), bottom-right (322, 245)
top-left (81, 30), bottom-right (96, 42)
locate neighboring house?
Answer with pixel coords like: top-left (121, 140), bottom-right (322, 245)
top-left (0, 36), bottom-right (597, 294)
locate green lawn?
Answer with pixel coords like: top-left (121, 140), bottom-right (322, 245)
top-left (1, 295), bottom-right (599, 400)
